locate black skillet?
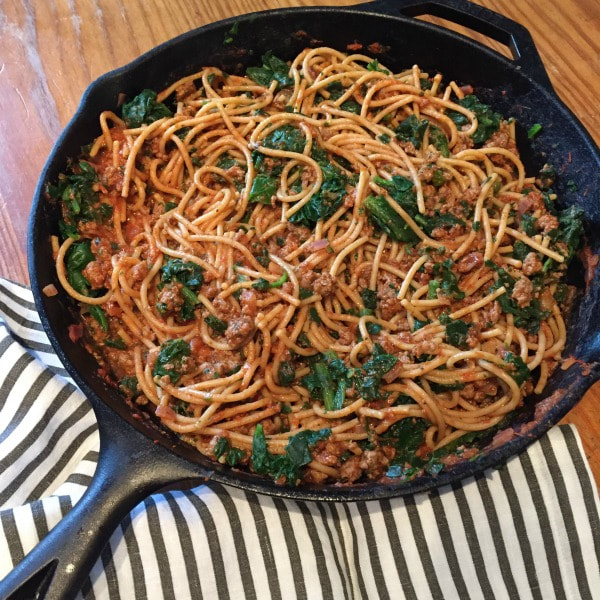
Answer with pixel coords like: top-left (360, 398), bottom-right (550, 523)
top-left (1, 0), bottom-right (599, 598)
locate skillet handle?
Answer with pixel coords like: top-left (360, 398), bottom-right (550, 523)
top-left (358, 0), bottom-right (553, 90)
top-left (0, 402), bottom-right (204, 600)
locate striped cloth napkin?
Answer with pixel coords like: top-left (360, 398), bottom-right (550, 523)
top-left (0, 277), bottom-right (598, 600)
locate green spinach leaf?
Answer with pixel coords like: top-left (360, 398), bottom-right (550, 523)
top-left (251, 424), bottom-right (331, 484)
top-left (445, 318), bottom-right (470, 348)
top-left (65, 240), bottom-right (95, 296)
top-left (246, 51), bottom-right (293, 89)
top-left (152, 339), bottom-right (191, 383)
top-left (161, 258), bottom-right (204, 289)
top-left (447, 95), bottom-right (502, 144)
top-left (289, 163), bottom-right (349, 227)
top-left (503, 352), bottom-right (530, 386)
top-left (205, 314), bottom-right (227, 334)
top-left (122, 89), bottom-right (172, 128)
top-left (249, 174), bottom-right (277, 204)
top-left (262, 125), bottom-right (305, 153)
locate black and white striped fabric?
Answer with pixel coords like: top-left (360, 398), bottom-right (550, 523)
top-left (0, 277), bottom-right (599, 600)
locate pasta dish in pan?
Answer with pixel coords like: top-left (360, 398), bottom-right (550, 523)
top-left (48, 47), bottom-right (583, 484)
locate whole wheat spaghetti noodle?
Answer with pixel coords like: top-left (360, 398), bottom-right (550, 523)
top-left (48, 47), bottom-right (582, 485)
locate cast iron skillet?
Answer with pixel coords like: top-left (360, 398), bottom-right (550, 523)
top-left (2, 0), bottom-right (599, 598)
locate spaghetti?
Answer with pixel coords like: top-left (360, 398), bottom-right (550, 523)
top-left (49, 47), bottom-right (582, 485)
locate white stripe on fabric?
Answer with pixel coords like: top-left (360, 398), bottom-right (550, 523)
top-left (413, 496), bottom-right (462, 599)
top-left (127, 500), bottom-right (164, 600)
top-left (474, 470), bottom-right (533, 600)
top-left (307, 499), bottom-right (347, 598)
top-left (555, 430), bottom-right (600, 593)
top-left (366, 502), bottom-right (406, 598)
top-left (527, 439), bottom-right (581, 599)
top-left (0, 278), bottom-right (599, 600)
top-left (460, 476), bottom-right (512, 599)
top-left (256, 496), bottom-right (297, 600)
top-left (192, 489), bottom-right (243, 599)
top-left (511, 454), bottom-right (562, 600)
top-left (385, 498), bottom-right (433, 599)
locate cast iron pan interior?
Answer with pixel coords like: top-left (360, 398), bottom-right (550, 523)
top-left (3, 1), bottom-right (599, 598)
top-left (29, 0), bottom-right (600, 500)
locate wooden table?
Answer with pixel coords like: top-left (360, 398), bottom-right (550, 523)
top-left (1, 0), bottom-right (598, 486)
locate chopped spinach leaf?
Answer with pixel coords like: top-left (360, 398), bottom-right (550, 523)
top-left (340, 99), bottom-right (361, 114)
top-left (302, 353), bottom-right (348, 411)
top-left (119, 376), bottom-right (139, 395)
top-left (503, 352), bottom-right (530, 385)
top-left (205, 314), bottom-right (227, 334)
top-left (373, 174), bottom-right (418, 212)
top-left (550, 205), bottom-right (585, 258)
top-left (262, 125), bottom-right (305, 153)
top-left (246, 51), bottom-right (293, 89)
top-left (217, 154), bottom-right (237, 170)
top-left (431, 260), bottom-right (464, 300)
top-left (249, 174), bottom-right (277, 204)
top-left (289, 163), bottom-right (349, 227)
top-left (152, 339), bottom-right (191, 383)
top-left (214, 437), bottom-right (246, 466)
top-left (395, 115), bottom-right (428, 149)
top-left (447, 95), bottom-right (502, 144)
top-left (65, 240), bottom-right (95, 296)
top-left (278, 361), bottom-right (296, 386)
top-left (415, 211), bottom-right (465, 236)
top-left (121, 89), bottom-right (172, 128)
top-left (48, 161), bottom-right (111, 228)
top-left (353, 344), bottom-right (397, 401)
top-left (223, 21), bottom-right (239, 45)
top-left (445, 318), bottom-right (471, 349)
top-left (366, 59), bottom-right (389, 74)
top-left (487, 263), bottom-right (549, 333)
top-left (382, 418), bottom-right (427, 466)
top-left (364, 193), bottom-right (418, 242)
top-left (432, 169), bottom-right (445, 187)
top-left (161, 258), bottom-right (204, 289)
top-left (105, 337), bottom-right (126, 349)
top-left (527, 123), bottom-right (542, 139)
top-left (361, 288), bottom-right (378, 310)
top-left (429, 381), bottom-right (465, 393)
top-left (252, 271), bottom-right (287, 291)
top-left (428, 125), bottom-right (450, 157)
top-left (214, 437), bottom-right (230, 459)
top-left (89, 305), bottom-right (108, 332)
top-left (180, 286), bottom-right (200, 321)
top-left (553, 283), bottom-right (568, 303)
top-left (521, 213), bottom-right (537, 236)
top-left (226, 447), bottom-right (245, 466)
top-left (254, 246), bottom-right (270, 268)
top-left (58, 220), bottom-right (80, 240)
top-left (512, 240), bottom-right (531, 261)
top-left (252, 278), bottom-right (270, 291)
top-left (251, 424), bottom-right (331, 484)
top-left (309, 306), bottom-right (321, 324)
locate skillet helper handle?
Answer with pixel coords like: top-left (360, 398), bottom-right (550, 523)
top-left (0, 404), bottom-right (204, 600)
top-left (358, 0), bottom-right (553, 90)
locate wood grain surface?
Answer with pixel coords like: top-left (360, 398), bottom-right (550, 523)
top-left (0, 0), bottom-right (598, 487)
